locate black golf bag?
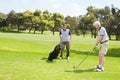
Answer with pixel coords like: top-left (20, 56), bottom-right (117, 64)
top-left (48, 44), bottom-right (61, 61)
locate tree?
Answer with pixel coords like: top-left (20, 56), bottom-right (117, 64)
top-left (14, 13), bottom-right (24, 32)
top-left (114, 9), bottom-right (120, 40)
top-left (33, 9), bottom-right (41, 34)
top-left (0, 12), bottom-right (7, 19)
top-left (0, 19), bottom-right (8, 31)
top-left (65, 16), bottom-right (78, 33)
top-left (52, 12), bottom-right (65, 35)
top-left (0, 12), bottom-right (7, 30)
top-left (39, 10), bottom-right (51, 34)
top-left (34, 9), bottom-right (41, 16)
top-left (86, 6), bottom-right (97, 38)
top-left (23, 10), bottom-right (34, 33)
top-left (6, 10), bottom-right (16, 31)
top-left (111, 5), bottom-right (120, 40)
top-left (81, 6), bottom-right (96, 38)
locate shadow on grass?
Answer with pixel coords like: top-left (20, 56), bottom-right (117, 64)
top-left (40, 57), bottom-right (48, 60)
top-left (0, 30), bottom-right (46, 35)
top-left (0, 30), bottom-right (22, 33)
top-left (107, 48), bottom-right (120, 57)
top-left (65, 68), bottom-right (95, 73)
top-left (71, 48), bottom-right (120, 57)
top-left (40, 57), bottom-right (56, 63)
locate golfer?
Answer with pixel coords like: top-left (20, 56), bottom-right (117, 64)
top-left (93, 21), bottom-right (109, 72)
top-left (59, 24), bottom-right (72, 60)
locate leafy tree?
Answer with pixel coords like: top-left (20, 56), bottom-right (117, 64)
top-left (0, 19), bottom-right (8, 31)
top-left (0, 12), bottom-right (7, 19)
top-left (34, 9), bottom-right (41, 16)
top-left (65, 16), bottom-right (78, 33)
top-left (33, 9), bottom-right (41, 34)
top-left (23, 10), bottom-right (34, 33)
top-left (39, 10), bottom-right (51, 34)
top-left (0, 13), bottom-right (7, 30)
top-left (110, 5), bottom-right (120, 40)
top-left (6, 10), bottom-right (16, 31)
top-left (114, 9), bottom-right (120, 40)
top-left (52, 12), bottom-right (65, 35)
top-left (14, 13), bottom-right (24, 32)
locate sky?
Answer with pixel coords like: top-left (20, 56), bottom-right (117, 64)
top-left (0, 0), bottom-right (120, 17)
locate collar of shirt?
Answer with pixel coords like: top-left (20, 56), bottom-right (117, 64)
top-left (63, 29), bottom-right (67, 31)
top-left (98, 26), bottom-right (101, 30)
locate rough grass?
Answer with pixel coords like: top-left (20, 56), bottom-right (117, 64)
top-left (0, 32), bottom-right (120, 80)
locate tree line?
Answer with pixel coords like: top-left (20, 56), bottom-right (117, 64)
top-left (0, 6), bottom-right (120, 40)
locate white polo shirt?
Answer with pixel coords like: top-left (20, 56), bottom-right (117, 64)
top-left (98, 27), bottom-right (109, 42)
top-left (59, 29), bottom-right (71, 42)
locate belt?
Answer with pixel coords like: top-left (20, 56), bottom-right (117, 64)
top-left (101, 40), bottom-right (108, 44)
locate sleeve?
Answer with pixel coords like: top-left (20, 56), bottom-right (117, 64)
top-left (59, 30), bottom-right (62, 35)
top-left (69, 30), bottom-right (72, 35)
top-left (99, 28), bottom-right (105, 36)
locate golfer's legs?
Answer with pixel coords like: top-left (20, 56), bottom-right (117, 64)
top-left (99, 42), bottom-right (108, 67)
top-left (60, 43), bottom-right (65, 57)
top-left (99, 54), bottom-right (105, 67)
top-left (66, 42), bottom-right (70, 57)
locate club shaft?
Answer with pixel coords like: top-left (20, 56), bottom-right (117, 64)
top-left (75, 51), bottom-right (93, 68)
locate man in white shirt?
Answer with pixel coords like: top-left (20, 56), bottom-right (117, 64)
top-left (59, 24), bottom-right (72, 59)
top-left (93, 21), bottom-right (109, 72)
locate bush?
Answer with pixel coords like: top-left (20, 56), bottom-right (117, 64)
top-left (75, 30), bottom-right (80, 36)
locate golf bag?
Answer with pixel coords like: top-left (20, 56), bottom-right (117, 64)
top-left (48, 44), bottom-right (62, 61)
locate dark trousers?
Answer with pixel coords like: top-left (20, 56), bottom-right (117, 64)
top-left (60, 41), bottom-right (70, 58)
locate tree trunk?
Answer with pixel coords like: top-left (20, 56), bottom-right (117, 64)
top-left (90, 30), bottom-right (94, 38)
top-left (93, 29), bottom-right (97, 38)
top-left (6, 26), bottom-right (9, 31)
top-left (29, 26), bottom-right (32, 33)
top-left (82, 30), bottom-right (85, 37)
top-left (41, 30), bottom-right (44, 34)
top-left (29, 29), bottom-right (31, 33)
top-left (115, 26), bottom-right (120, 40)
top-left (34, 27), bottom-right (37, 34)
top-left (52, 28), bottom-right (55, 35)
top-left (108, 34), bottom-right (111, 40)
top-left (116, 35), bottom-right (120, 40)
top-left (17, 25), bottom-right (20, 32)
top-left (34, 29), bottom-right (36, 34)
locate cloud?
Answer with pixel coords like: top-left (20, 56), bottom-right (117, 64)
top-left (50, 0), bottom-right (58, 2)
top-left (60, 3), bottom-right (87, 17)
top-left (52, 3), bottom-right (61, 9)
top-left (71, 3), bottom-right (86, 16)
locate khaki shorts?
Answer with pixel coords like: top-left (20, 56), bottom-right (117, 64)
top-left (99, 42), bottom-right (109, 55)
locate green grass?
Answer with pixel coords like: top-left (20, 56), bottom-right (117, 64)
top-left (0, 32), bottom-right (120, 80)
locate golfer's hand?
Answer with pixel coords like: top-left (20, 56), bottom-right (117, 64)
top-left (93, 46), bottom-right (98, 50)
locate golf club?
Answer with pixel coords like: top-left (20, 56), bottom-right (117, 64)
top-left (73, 49), bottom-right (94, 69)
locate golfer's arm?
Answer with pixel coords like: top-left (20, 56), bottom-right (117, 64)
top-left (70, 35), bottom-right (72, 41)
top-left (59, 30), bottom-right (62, 41)
top-left (59, 35), bottom-right (62, 41)
top-left (95, 36), bottom-right (103, 47)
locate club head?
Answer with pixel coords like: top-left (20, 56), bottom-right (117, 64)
top-left (73, 66), bottom-right (77, 69)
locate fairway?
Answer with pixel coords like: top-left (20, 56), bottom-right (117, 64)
top-left (0, 32), bottom-right (120, 80)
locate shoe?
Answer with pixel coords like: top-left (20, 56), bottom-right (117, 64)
top-left (59, 57), bottom-right (62, 59)
top-left (94, 65), bottom-right (100, 69)
top-left (96, 68), bottom-right (104, 72)
top-left (67, 57), bottom-right (70, 60)
top-left (94, 65), bottom-right (104, 72)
